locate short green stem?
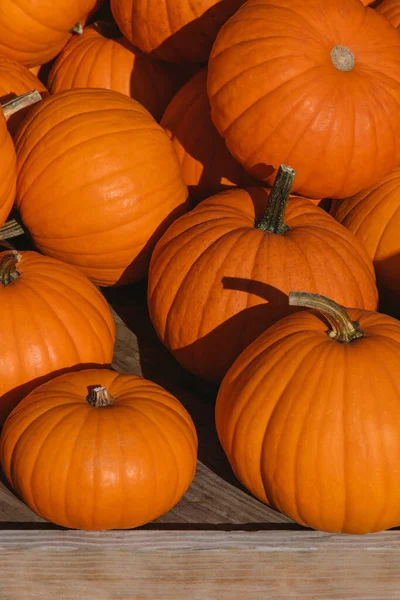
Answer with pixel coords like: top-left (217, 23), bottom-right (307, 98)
top-left (255, 164), bottom-right (296, 234)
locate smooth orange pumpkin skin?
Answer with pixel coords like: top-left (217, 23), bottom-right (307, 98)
top-left (48, 24), bottom-right (186, 122)
top-left (14, 88), bottom-right (189, 286)
top-left (330, 168), bottom-right (400, 319)
top-left (161, 68), bottom-right (257, 202)
top-left (0, 111), bottom-right (17, 227)
top-left (0, 0), bottom-right (98, 68)
top-left (0, 251), bottom-right (115, 425)
top-left (111, 0), bottom-right (247, 63)
top-left (216, 306), bottom-right (400, 534)
top-left (207, 0), bottom-right (400, 199)
top-left (147, 188), bottom-right (378, 383)
top-left (0, 369), bottom-right (198, 530)
top-left (376, 0), bottom-right (400, 27)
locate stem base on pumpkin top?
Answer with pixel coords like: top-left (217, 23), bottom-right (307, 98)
top-left (255, 164), bottom-right (296, 234)
top-left (87, 386), bottom-right (114, 408)
top-left (0, 251), bottom-right (21, 286)
top-left (289, 291), bottom-right (364, 343)
top-left (70, 23), bottom-right (84, 35)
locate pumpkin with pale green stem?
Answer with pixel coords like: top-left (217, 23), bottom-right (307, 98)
top-left (148, 165), bottom-right (378, 384)
top-left (0, 368), bottom-right (198, 530)
top-left (207, 0), bottom-right (400, 199)
top-left (216, 292), bottom-right (400, 534)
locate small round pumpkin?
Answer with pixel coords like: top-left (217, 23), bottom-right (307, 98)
top-left (0, 249), bottom-right (115, 425)
top-left (376, 0), bottom-right (400, 27)
top-left (0, 0), bottom-right (98, 68)
top-left (48, 22), bottom-right (186, 122)
top-left (14, 88), bottom-right (189, 286)
top-left (148, 165), bottom-right (378, 383)
top-left (0, 368), bottom-right (198, 530)
top-left (111, 0), bottom-right (247, 63)
top-left (330, 167), bottom-right (400, 319)
top-left (161, 68), bottom-right (257, 202)
top-left (216, 292), bottom-right (400, 534)
top-left (207, 0), bottom-right (400, 199)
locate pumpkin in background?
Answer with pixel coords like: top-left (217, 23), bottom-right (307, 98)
top-left (0, 250), bottom-right (115, 425)
top-left (330, 168), bottom-right (400, 318)
top-left (0, 0), bottom-right (98, 67)
top-left (14, 88), bottom-right (189, 286)
top-left (147, 165), bottom-right (378, 384)
top-left (1, 368), bottom-right (198, 530)
top-left (376, 0), bottom-right (400, 27)
top-left (48, 22), bottom-right (189, 122)
top-left (111, 0), bottom-right (247, 63)
top-left (216, 292), bottom-right (400, 534)
top-left (207, 0), bottom-right (400, 199)
top-left (161, 68), bottom-right (258, 202)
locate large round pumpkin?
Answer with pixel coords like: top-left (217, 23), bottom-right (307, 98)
top-left (0, 0), bottom-right (98, 68)
top-left (48, 22), bottom-right (186, 122)
top-left (111, 0), bottom-right (247, 63)
top-left (14, 88), bottom-right (189, 286)
top-left (207, 0), bottom-right (400, 199)
top-left (0, 368), bottom-right (198, 530)
top-left (330, 168), bottom-right (400, 319)
top-left (216, 292), bottom-right (400, 534)
top-left (376, 0), bottom-right (400, 27)
top-left (0, 249), bottom-right (115, 425)
top-left (147, 166), bottom-right (378, 383)
top-left (161, 68), bottom-right (257, 202)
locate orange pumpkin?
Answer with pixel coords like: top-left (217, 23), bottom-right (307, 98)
top-left (0, 368), bottom-right (198, 530)
top-left (376, 0), bottom-right (400, 27)
top-left (0, 249), bottom-right (115, 425)
top-left (48, 22), bottom-right (189, 122)
top-left (0, 1), bottom-right (98, 68)
top-left (207, 0), bottom-right (400, 199)
top-left (111, 0), bottom-right (247, 63)
top-left (161, 68), bottom-right (257, 202)
top-left (330, 167), bottom-right (400, 319)
top-left (216, 291), bottom-right (400, 534)
top-left (147, 166), bottom-right (378, 383)
top-left (14, 88), bottom-right (189, 286)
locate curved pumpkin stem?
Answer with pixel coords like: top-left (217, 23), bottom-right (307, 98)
top-left (255, 164), bottom-right (296, 235)
top-left (2, 90), bottom-right (42, 119)
top-left (0, 251), bottom-right (21, 286)
top-left (87, 386), bottom-right (114, 408)
top-left (289, 292), bottom-right (364, 343)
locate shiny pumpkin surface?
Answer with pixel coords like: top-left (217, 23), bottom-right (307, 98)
top-left (376, 0), bottom-right (400, 27)
top-left (0, 109), bottom-right (16, 227)
top-left (207, 0), bottom-right (400, 199)
top-left (0, 251), bottom-right (115, 425)
top-left (147, 188), bottom-right (378, 383)
top-left (14, 88), bottom-right (189, 286)
top-left (0, 369), bottom-right (198, 530)
top-left (216, 306), bottom-right (400, 534)
top-left (111, 0), bottom-right (246, 63)
top-left (48, 23), bottom-right (183, 121)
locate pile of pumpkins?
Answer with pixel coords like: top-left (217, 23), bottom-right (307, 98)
top-left (0, 0), bottom-right (399, 535)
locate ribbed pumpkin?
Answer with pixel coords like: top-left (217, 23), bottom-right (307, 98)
top-left (330, 167), bottom-right (400, 319)
top-left (111, 0), bottom-right (247, 63)
top-left (0, 0), bottom-right (98, 68)
top-left (0, 368), bottom-right (198, 530)
top-left (376, 0), bottom-right (400, 27)
top-left (48, 22), bottom-right (187, 121)
top-left (161, 68), bottom-right (257, 202)
top-left (0, 249), bottom-right (115, 425)
top-left (14, 88), bottom-right (189, 286)
top-left (148, 166), bottom-right (378, 383)
top-left (207, 0), bottom-right (400, 199)
top-left (216, 292), bottom-right (400, 534)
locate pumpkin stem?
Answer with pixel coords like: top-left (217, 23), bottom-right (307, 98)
top-left (70, 22), bottom-right (84, 35)
top-left (289, 292), bottom-right (364, 343)
top-left (2, 90), bottom-right (42, 119)
top-left (330, 46), bottom-right (355, 72)
top-left (0, 251), bottom-right (21, 286)
top-left (255, 164), bottom-right (296, 234)
top-left (0, 219), bottom-right (25, 240)
top-left (87, 386), bottom-right (114, 408)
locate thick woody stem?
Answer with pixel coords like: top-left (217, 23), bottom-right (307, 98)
top-left (87, 386), bottom-right (114, 408)
top-left (0, 251), bottom-right (21, 286)
top-left (0, 220), bottom-right (25, 240)
top-left (255, 164), bottom-right (296, 234)
top-left (2, 90), bottom-right (42, 119)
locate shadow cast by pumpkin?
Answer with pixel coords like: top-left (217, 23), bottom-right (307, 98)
top-left (374, 252), bottom-right (400, 320)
